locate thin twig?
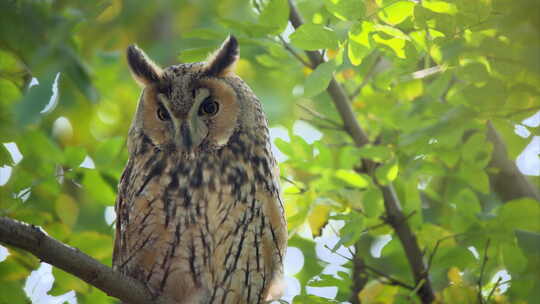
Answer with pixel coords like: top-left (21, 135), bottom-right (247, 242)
top-left (277, 35), bottom-right (313, 68)
top-left (426, 234), bottom-right (465, 272)
top-left (297, 103), bottom-right (343, 128)
top-left (300, 118), bottom-right (344, 131)
top-left (323, 244), bottom-right (415, 290)
top-left (364, 264), bottom-right (415, 290)
top-left (486, 276), bottom-right (502, 303)
top-left (478, 238), bottom-right (491, 304)
top-left (279, 175), bottom-right (307, 194)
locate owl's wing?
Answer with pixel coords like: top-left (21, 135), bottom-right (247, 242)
top-left (112, 158), bottom-right (133, 270)
top-left (262, 164), bottom-right (287, 301)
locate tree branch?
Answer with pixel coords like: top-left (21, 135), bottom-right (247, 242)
top-left (349, 242), bottom-right (369, 304)
top-left (486, 121), bottom-right (540, 202)
top-left (478, 239), bottom-right (491, 304)
top-left (287, 1), bottom-right (435, 302)
top-left (0, 216), bottom-right (172, 304)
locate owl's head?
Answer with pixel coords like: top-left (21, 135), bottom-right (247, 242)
top-left (126, 36), bottom-right (260, 155)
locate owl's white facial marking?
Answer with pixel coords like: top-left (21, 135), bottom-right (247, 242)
top-left (156, 89), bottom-right (211, 152)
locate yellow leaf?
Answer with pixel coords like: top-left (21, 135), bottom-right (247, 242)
top-left (448, 267), bottom-right (463, 285)
top-left (360, 281), bottom-right (398, 302)
top-left (308, 204), bottom-right (330, 237)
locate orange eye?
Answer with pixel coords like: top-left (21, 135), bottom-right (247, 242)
top-left (198, 97), bottom-right (219, 116)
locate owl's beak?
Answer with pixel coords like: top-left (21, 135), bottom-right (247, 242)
top-left (175, 115), bottom-right (207, 151)
top-left (179, 123), bottom-right (192, 149)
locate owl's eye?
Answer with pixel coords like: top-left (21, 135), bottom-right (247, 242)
top-left (198, 97), bottom-right (220, 116)
top-left (156, 104), bottom-right (170, 121)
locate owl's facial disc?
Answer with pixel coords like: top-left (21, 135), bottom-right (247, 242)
top-left (157, 89), bottom-right (212, 151)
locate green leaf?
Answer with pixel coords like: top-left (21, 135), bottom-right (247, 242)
top-left (375, 160), bottom-right (399, 185)
top-left (0, 281), bottom-right (26, 304)
top-left (502, 243), bottom-right (528, 273)
top-left (63, 146), bottom-right (87, 168)
top-left (373, 24), bottom-right (410, 40)
top-left (335, 169), bottom-right (369, 188)
top-left (423, 0), bottom-right (458, 15)
top-left (259, 0), bottom-right (289, 34)
top-left (335, 211), bottom-right (364, 246)
top-left (93, 137), bottom-right (124, 168)
top-left (395, 79), bottom-right (423, 101)
top-left (363, 187), bottom-right (384, 218)
top-left (288, 235), bottom-right (325, 288)
top-left (348, 21), bottom-right (374, 65)
top-left (348, 40), bottom-right (370, 66)
top-left (498, 198), bottom-right (540, 232)
top-left (378, 1), bottom-right (415, 25)
top-left (82, 170), bottom-right (116, 206)
top-left (290, 24), bottom-right (339, 51)
top-left (274, 137), bottom-right (293, 157)
top-left (515, 230), bottom-right (540, 256)
top-left (455, 0), bottom-right (491, 23)
top-left (356, 145), bottom-right (393, 162)
top-left (324, 0), bottom-right (365, 21)
top-left (458, 163), bottom-right (489, 193)
top-left (304, 60), bottom-right (336, 97)
top-left (55, 194), bottom-right (79, 228)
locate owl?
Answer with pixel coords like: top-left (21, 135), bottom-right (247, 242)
top-left (112, 36), bottom-right (287, 304)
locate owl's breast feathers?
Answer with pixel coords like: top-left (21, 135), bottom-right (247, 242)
top-left (113, 130), bottom-right (286, 303)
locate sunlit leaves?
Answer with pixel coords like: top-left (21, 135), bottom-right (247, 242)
top-left (422, 1), bottom-right (458, 15)
top-left (378, 1), bottom-right (415, 25)
top-left (348, 21), bottom-right (373, 65)
top-left (375, 160), bottom-right (399, 185)
top-left (290, 24), bottom-right (339, 50)
top-left (324, 0), bottom-right (365, 21)
top-left (335, 169), bottom-right (369, 188)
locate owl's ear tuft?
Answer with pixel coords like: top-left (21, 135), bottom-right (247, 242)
top-left (127, 44), bottom-right (163, 86)
top-left (204, 35), bottom-right (239, 77)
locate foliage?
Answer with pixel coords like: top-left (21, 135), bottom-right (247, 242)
top-left (1, 0), bottom-right (539, 303)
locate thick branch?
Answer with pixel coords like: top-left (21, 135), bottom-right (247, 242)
top-left (349, 242), bottom-right (369, 304)
top-left (0, 216), bottom-right (172, 304)
top-left (288, 1), bottom-right (435, 302)
top-left (487, 122), bottom-right (540, 202)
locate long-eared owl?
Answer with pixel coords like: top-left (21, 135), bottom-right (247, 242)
top-left (112, 36), bottom-right (287, 303)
